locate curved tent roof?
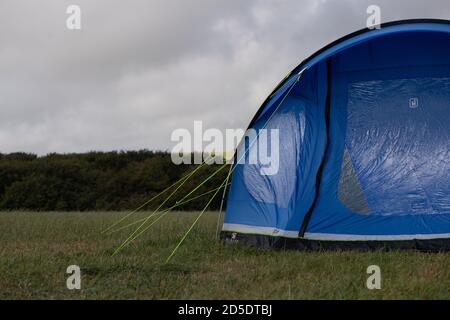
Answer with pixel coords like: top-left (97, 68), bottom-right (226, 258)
top-left (251, 19), bottom-right (450, 127)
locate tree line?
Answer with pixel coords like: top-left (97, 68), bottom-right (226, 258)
top-left (0, 151), bottom-right (230, 211)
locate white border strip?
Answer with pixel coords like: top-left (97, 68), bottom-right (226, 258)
top-left (222, 223), bottom-right (450, 241)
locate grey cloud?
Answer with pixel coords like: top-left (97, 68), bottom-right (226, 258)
top-left (0, 0), bottom-right (449, 154)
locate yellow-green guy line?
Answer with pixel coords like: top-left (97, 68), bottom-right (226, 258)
top-left (106, 183), bottom-right (231, 235)
top-left (101, 162), bottom-right (207, 234)
top-left (114, 208), bottom-right (173, 253)
top-left (165, 178), bottom-right (228, 263)
top-left (112, 161), bottom-right (208, 256)
top-left (107, 211), bottom-right (166, 235)
top-left (112, 162), bottom-right (228, 255)
top-left (112, 162), bottom-right (229, 255)
top-left (108, 153), bottom-right (215, 239)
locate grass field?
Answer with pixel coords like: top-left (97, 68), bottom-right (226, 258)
top-left (0, 211), bottom-right (448, 300)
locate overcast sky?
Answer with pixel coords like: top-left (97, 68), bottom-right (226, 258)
top-left (1, 0), bottom-right (449, 155)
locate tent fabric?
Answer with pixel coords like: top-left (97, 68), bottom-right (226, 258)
top-left (221, 20), bottom-right (450, 251)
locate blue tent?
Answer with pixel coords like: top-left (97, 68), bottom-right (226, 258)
top-left (221, 19), bottom-right (450, 251)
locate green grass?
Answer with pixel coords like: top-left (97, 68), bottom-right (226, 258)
top-left (0, 211), bottom-right (448, 299)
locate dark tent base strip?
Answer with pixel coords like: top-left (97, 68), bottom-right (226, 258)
top-left (221, 232), bottom-right (450, 252)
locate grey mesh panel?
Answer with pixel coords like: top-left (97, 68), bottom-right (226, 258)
top-left (337, 147), bottom-right (371, 214)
